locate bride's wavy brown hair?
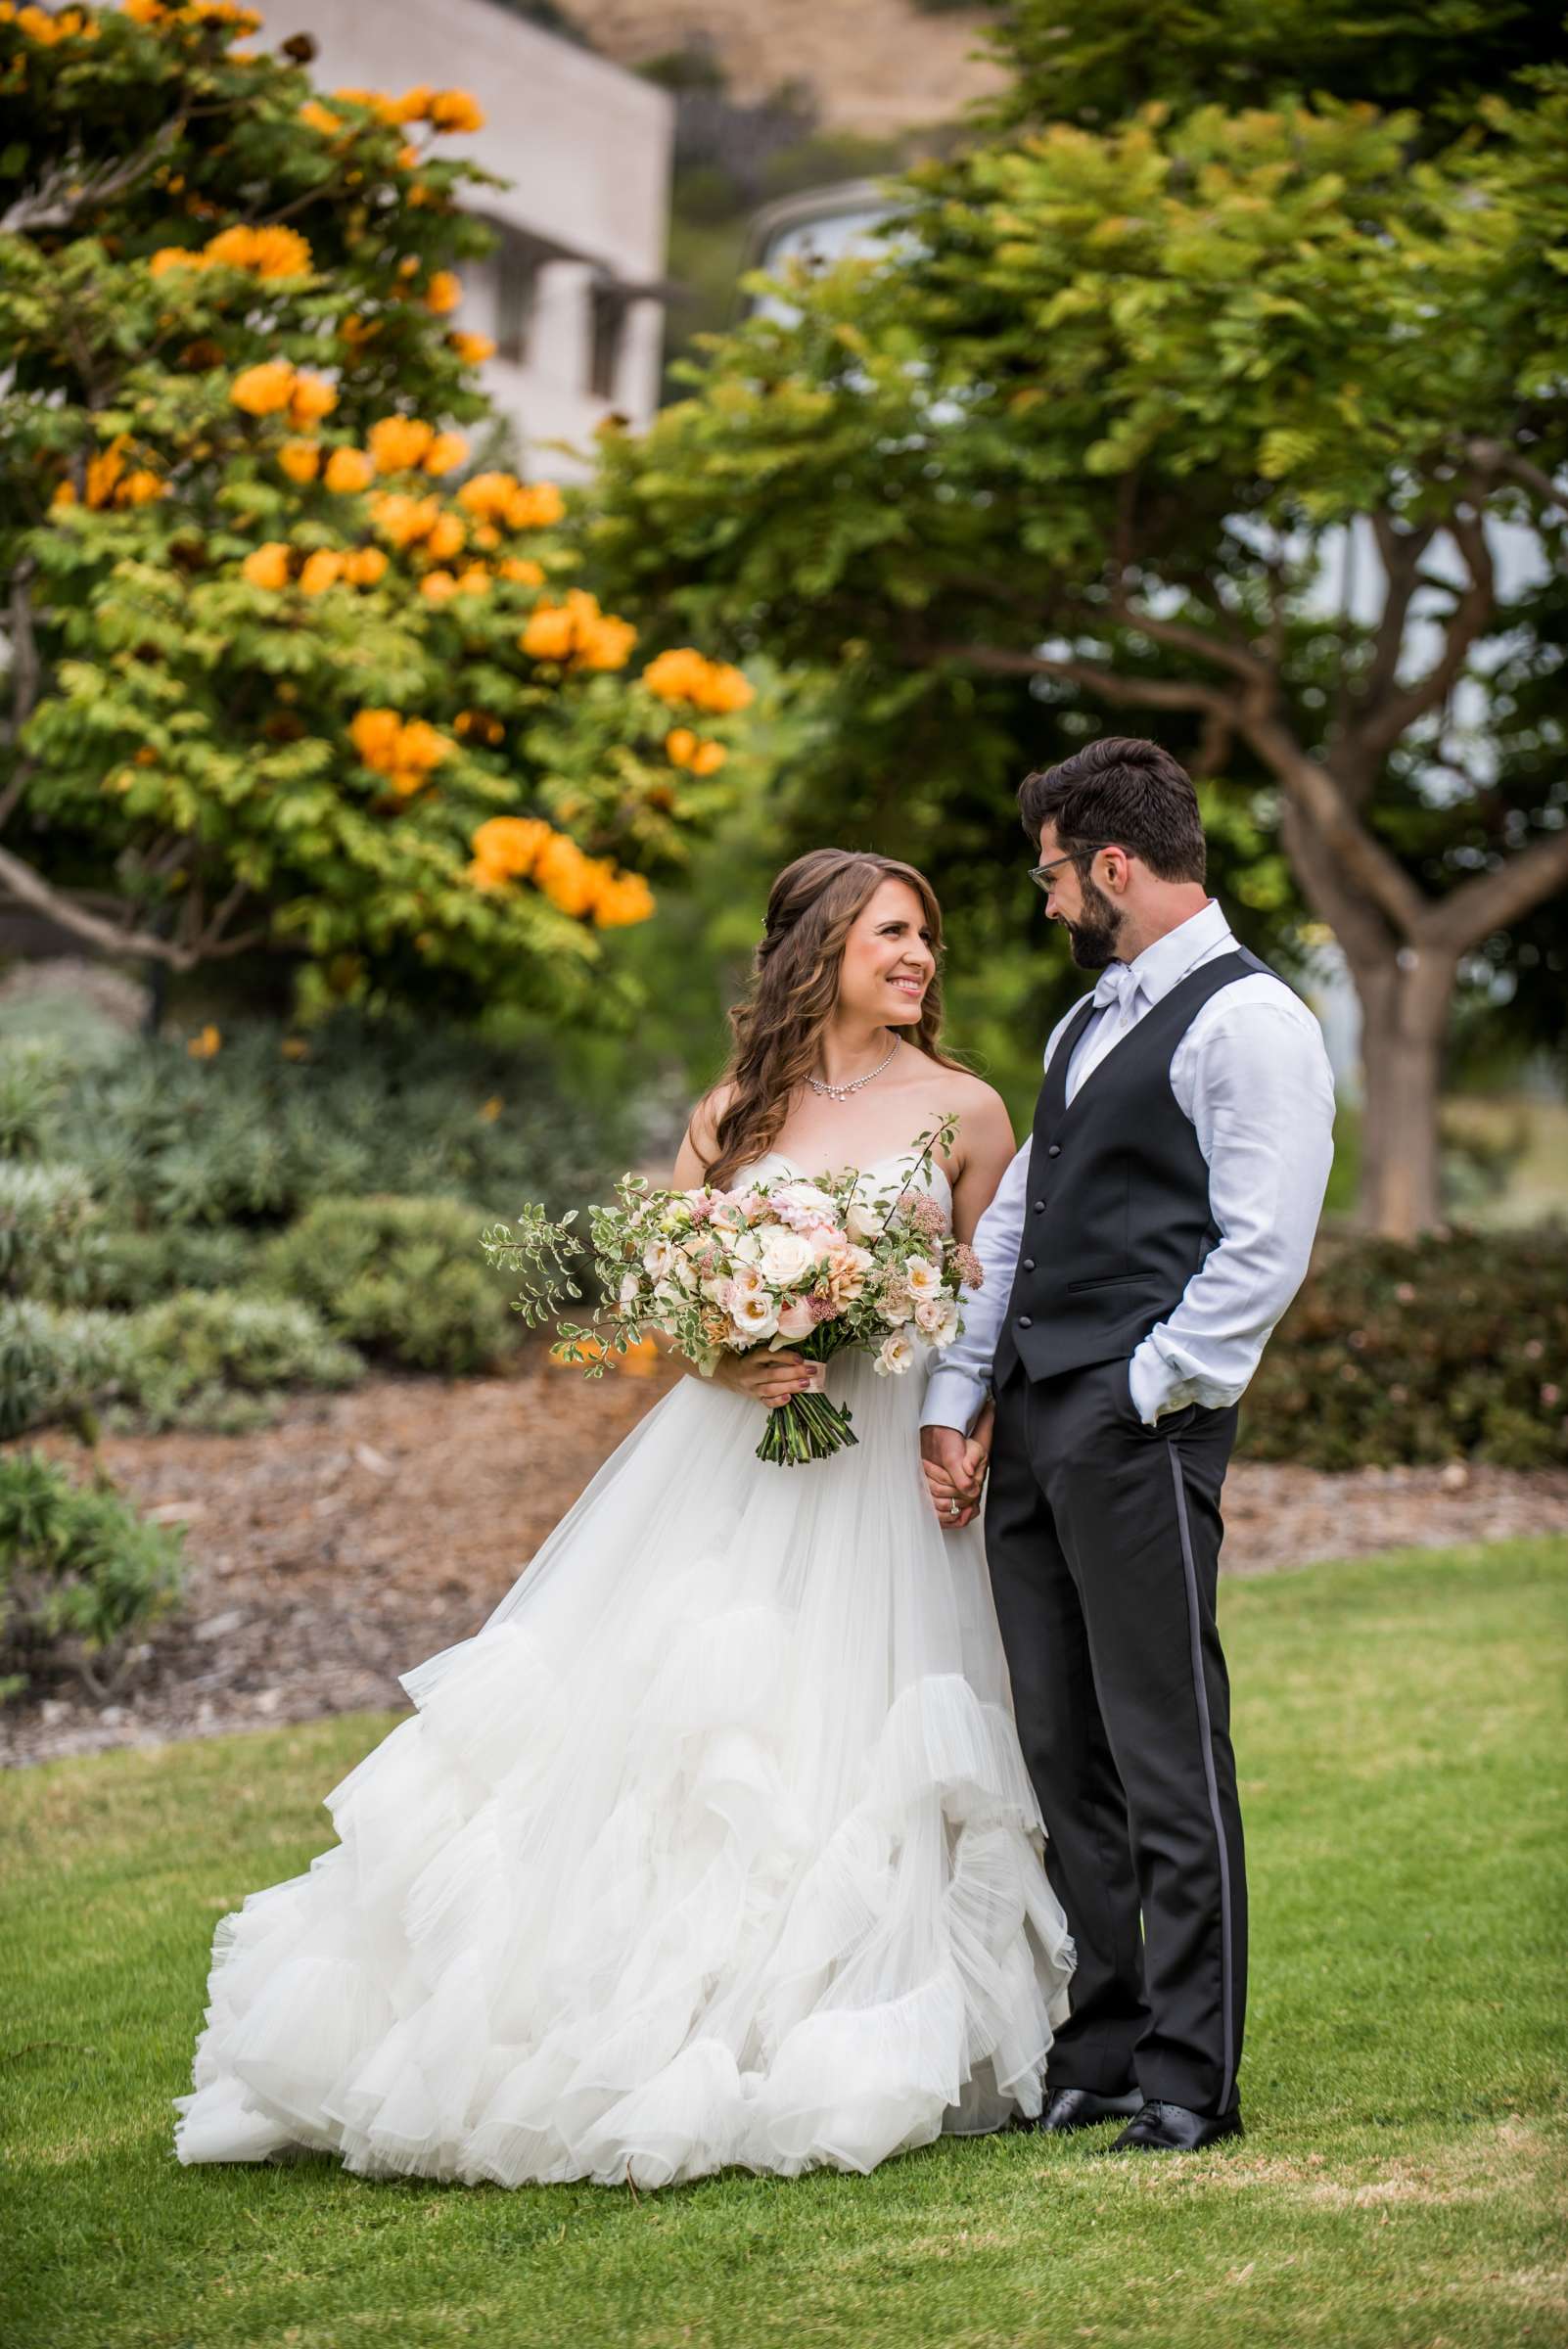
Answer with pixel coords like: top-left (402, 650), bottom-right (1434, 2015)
top-left (701, 849), bottom-right (966, 1189)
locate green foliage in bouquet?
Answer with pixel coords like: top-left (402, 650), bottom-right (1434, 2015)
top-left (259, 1195), bottom-right (517, 1375)
top-left (0, 1448), bottom-right (187, 1701)
top-left (0, 0), bottom-right (750, 1022)
top-left (1239, 1225), bottom-right (1568, 1469)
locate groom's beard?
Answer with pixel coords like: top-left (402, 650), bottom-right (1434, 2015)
top-left (1064, 874), bottom-right (1126, 970)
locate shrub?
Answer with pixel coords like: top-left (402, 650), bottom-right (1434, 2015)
top-left (86, 1224), bottom-right (263, 1313)
top-left (258, 1195), bottom-right (515, 1375)
top-left (0, 1161), bottom-right (101, 1302)
top-left (0, 1451), bottom-right (187, 1701)
top-left (29, 1014), bottom-right (632, 1238)
top-left (1239, 1224), bottom-right (1568, 1470)
top-left (0, 1041), bottom-right (63, 1161)
top-left (115, 1291), bottom-right (362, 1434)
top-left (0, 1300), bottom-right (129, 1441)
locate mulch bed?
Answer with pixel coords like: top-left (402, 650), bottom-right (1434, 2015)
top-left (5, 1358), bottom-right (1565, 1769)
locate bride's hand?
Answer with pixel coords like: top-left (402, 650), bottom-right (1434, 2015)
top-left (713, 1350), bottom-right (824, 1409)
top-left (921, 1419), bottom-right (991, 1531)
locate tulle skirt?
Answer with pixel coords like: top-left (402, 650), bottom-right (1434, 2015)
top-left (173, 1351), bottom-right (1074, 2189)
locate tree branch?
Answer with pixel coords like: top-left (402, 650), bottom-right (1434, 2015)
top-left (925, 639), bottom-right (1236, 716)
top-left (0, 761), bottom-right (34, 836)
top-left (1342, 506), bottom-right (1496, 776)
top-left (1107, 602), bottom-right (1273, 688)
top-left (0, 845), bottom-right (197, 969)
top-left (0, 122), bottom-right (184, 235)
top-left (1420, 825), bottom-right (1568, 955)
top-left (1277, 799), bottom-right (1397, 973)
top-left (1238, 711), bottom-right (1430, 938)
top-left (1342, 514), bottom-right (1435, 789)
top-left (198, 879), bottom-right (249, 954)
top-left (1465, 438), bottom-right (1568, 518)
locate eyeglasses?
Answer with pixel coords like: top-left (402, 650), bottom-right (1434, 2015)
top-left (1028, 843), bottom-right (1117, 894)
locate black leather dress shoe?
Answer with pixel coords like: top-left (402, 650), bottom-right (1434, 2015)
top-left (1030, 2085), bottom-right (1144, 2135)
top-left (1100, 2099), bottom-right (1243, 2153)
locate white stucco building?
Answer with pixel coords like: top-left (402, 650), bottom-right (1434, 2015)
top-left (255, 0), bottom-right (674, 478)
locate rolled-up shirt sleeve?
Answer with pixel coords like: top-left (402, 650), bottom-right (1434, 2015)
top-left (1130, 995), bottom-right (1336, 1423)
top-left (921, 1135), bottom-right (1030, 1434)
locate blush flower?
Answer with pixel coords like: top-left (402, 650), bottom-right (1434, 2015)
top-left (758, 1224), bottom-right (816, 1288)
top-left (902, 1254), bottom-right (943, 1302)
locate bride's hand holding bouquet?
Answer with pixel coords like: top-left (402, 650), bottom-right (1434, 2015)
top-left (484, 1117), bottom-right (981, 1466)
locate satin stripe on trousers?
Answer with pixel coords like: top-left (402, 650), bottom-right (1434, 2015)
top-left (984, 1358), bottom-right (1246, 2114)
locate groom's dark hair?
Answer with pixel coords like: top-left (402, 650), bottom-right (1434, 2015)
top-left (1018, 737), bottom-right (1207, 885)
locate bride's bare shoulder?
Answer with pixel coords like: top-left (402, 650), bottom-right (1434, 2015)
top-left (920, 1058), bottom-right (1010, 1125)
top-left (931, 1067), bottom-right (1016, 1168)
top-left (672, 1080), bottom-right (739, 1184)
top-left (687, 1079), bottom-right (737, 1152)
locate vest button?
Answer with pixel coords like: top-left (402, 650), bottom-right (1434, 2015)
top-left (1033, 1199), bottom-right (1045, 1214)
top-left (1016, 1315), bottom-right (1033, 1330)
top-left (1047, 1144), bottom-right (1061, 1158)
top-left (1022, 1258), bottom-right (1036, 1272)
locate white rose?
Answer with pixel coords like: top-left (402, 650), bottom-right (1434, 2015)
top-left (771, 1179), bottom-right (838, 1227)
top-left (724, 1267), bottom-right (779, 1342)
top-left (902, 1254), bottom-right (942, 1301)
top-left (619, 1271), bottom-right (641, 1308)
top-left (913, 1296), bottom-right (945, 1335)
top-left (758, 1224), bottom-right (815, 1287)
top-left (845, 1180), bottom-right (892, 1243)
top-left (643, 1236), bottom-right (678, 1280)
top-left (931, 1301), bottom-right (959, 1349)
top-left (874, 1331), bottom-right (916, 1377)
top-left (730, 1228), bottom-right (763, 1267)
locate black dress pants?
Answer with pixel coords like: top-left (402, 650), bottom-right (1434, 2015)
top-left (985, 1356), bottom-right (1246, 2115)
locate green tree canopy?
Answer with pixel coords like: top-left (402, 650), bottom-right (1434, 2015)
top-left (0, 0), bottom-right (750, 1020)
top-left (981, 0), bottom-right (1566, 130)
top-left (590, 29), bottom-right (1568, 1232)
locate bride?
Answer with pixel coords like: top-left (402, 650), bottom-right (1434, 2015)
top-left (174, 848), bottom-right (1074, 2190)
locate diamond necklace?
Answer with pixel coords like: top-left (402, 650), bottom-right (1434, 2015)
top-left (807, 1035), bottom-right (899, 1102)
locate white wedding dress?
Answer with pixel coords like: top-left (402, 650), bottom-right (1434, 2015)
top-left (173, 1151), bottom-right (1074, 2190)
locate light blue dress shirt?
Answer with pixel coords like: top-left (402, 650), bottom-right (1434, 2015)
top-left (921, 898), bottom-right (1336, 1433)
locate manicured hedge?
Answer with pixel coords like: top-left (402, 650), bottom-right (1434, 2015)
top-left (1240, 1224), bottom-right (1567, 1469)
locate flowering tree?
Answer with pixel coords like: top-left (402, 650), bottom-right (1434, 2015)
top-left (0, 0), bottom-right (750, 1016)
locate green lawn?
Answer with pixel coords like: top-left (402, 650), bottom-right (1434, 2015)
top-left (3, 1538), bottom-right (1565, 2349)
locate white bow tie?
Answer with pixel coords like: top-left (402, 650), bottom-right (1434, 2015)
top-left (1090, 963), bottom-right (1139, 1013)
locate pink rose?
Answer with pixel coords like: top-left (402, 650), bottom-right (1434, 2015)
top-left (776, 1296), bottom-right (816, 1341)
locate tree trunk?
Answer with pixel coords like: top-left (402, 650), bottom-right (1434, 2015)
top-left (1346, 944), bottom-right (1458, 1240)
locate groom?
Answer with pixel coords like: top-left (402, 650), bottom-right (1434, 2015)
top-left (921, 737), bottom-right (1335, 2151)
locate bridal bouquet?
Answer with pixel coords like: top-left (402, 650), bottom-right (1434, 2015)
top-left (484, 1118), bottom-right (982, 1466)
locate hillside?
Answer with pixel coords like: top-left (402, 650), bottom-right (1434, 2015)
top-left (559, 0), bottom-right (1005, 135)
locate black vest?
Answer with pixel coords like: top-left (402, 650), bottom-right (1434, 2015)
top-left (993, 949), bottom-right (1271, 1388)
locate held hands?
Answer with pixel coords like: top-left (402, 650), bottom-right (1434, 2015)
top-left (920, 1403), bottom-right (994, 1532)
top-left (714, 1350), bottom-right (826, 1410)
